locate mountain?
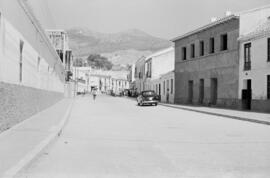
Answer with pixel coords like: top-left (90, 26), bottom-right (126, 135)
top-left (67, 28), bottom-right (172, 65)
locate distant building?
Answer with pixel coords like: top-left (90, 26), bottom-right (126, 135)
top-left (134, 57), bottom-right (146, 93)
top-left (46, 29), bottom-right (73, 80)
top-left (172, 14), bottom-right (240, 108)
top-left (127, 64), bottom-right (136, 90)
top-left (238, 6), bottom-right (270, 112)
top-left (73, 67), bottom-right (129, 94)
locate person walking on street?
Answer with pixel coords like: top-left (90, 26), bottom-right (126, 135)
top-left (93, 89), bottom-right (97, 100)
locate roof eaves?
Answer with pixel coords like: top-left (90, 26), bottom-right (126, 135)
top-left (171, 15), bottom-right (239, 42)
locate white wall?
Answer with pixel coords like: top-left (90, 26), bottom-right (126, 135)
top-left (239, 36), bottom-right (270, 100)
top-left (238, 6), bottom-right (270, 100)
top-left (239, 6), bottom-right (270, 37)
top-left (0, 14), bottom-right (64, 93)
top-left (160, 72), bottom-right (174, 103)
top-left (152, 47), bottom-right (174, 80)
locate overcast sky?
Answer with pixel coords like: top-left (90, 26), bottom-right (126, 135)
top-left (29, 0), bottom-right (270, 39)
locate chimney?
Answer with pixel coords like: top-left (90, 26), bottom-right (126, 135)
top-left (211, 17), bottom-right (217, 22)
top-left (225, 11), bottom-right (232, 16)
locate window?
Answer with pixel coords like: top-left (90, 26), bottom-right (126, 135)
top-left (182, 47), bottom-right (187, 60)
top-left (163, 81), bottom-right (165, 95)
top-left (190, 44), bottom-right (195, 58)
top-left (244, 43), bottom-right (251, 71)
top-left (267, 38), bottom-right (270, 62)
top-left (19, 40), bottom-right (24, 82)
top-left (146, 60), bottom-right (152, 78)
top-left (135, 67), bottom-right (137, 77)
top-left (267, 75), bottom-right (270, 99)
top-left (209, 37), bottom-right (215, 53)
top-left (220, 34), bottom-right (228, 51)
top-left (171, 79), bottom-right (173, 94)
top-left (200, 41), bottom-right (204, 56)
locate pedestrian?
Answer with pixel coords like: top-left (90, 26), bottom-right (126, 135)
top-left (166, 88), bottom-right (169, 103)
top-left (93, 89), bottom-right (97, 100)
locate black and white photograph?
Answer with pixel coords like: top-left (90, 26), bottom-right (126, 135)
top-left (0, 0), bottom-right (270, 177)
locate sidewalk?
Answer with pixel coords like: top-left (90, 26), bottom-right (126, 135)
top-left (0, 98), bottom-right (73, 178)
top-left (160, 102), bottom-right (270, 125)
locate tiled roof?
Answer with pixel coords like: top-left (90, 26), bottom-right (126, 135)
top-left (239, 18), bottom-right (270, 41)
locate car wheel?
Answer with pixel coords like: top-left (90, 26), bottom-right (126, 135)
top-left (155, 103), bottom-right (158, 106)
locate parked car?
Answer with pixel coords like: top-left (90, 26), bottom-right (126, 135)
top-left (137, 90), bottom-right (159, 106)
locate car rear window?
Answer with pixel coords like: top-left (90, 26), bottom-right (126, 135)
top-left (142, 91), bottom-right (155, 96)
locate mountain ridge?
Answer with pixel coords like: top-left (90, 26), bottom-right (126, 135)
top-left (67, 28), bottom-right (172, 65)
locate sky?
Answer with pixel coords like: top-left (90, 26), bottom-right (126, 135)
top-left (29, 0), bottom-right (270, 39)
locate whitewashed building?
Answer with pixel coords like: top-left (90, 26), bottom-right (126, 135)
top-left (144, 47), bottom-right (175, 103)
top-left (238, 6), bottom-right (270, 112)
top-left (134, 56), bottom-right (146, 93)
top-left (73, 67), bottom-right (129, 94)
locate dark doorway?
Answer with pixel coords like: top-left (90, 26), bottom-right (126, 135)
top-left (158, 84), bottom-right (161, 96)
top-left (242, 79), bottom-right (252, 110)
top-left (188, 80), bottom-right (193, 103)
top-left (210, 78), bottom-right (218, 105)
top-left (199, 79), bottom-right (204, 104)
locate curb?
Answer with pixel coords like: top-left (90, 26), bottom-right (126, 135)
top-left (159, 103), bottom-right (270, 126)
top-left (3, 99), bottom-right (74, 178)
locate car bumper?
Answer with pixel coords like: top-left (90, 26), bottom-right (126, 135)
top-left (142, 100), bottom-right (158, 104)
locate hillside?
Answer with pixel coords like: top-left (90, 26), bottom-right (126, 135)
top-left (67, 28), bottom-right (172, 65)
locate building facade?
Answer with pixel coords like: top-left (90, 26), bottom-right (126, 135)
top-left (46, 30), bottom-right (73, 79)
top-left (159, 71), bottom-right (175, 103)
top-left (0, 0), bottom-right (65, 131)
top-left (127, 64), bottom-right (136, 90)
top-left (173, 15), bottom-right (240, 108)
top-left (134, 57), bottom-right (146, 93)
top-left (144, 47), bottom-right (175, 103)
top-left (238, 6), bottom-right (270, 112)
top-left (73, 67), bottom-right (129, 94)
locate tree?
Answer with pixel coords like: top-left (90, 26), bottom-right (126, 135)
top-left (86, 54), bottom-right (113, 70)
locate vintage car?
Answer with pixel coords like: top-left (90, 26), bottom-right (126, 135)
top-left (137, 90), bottom-right (159, 106)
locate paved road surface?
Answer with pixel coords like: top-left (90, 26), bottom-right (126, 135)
top-left (17, 95), bottom-right (270, 178)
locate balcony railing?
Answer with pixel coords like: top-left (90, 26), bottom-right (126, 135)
top-left (244, 61), bottom-right (251, 71)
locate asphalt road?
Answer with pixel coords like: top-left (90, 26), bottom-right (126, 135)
top-left (17, 95), bottom-right (270, 178)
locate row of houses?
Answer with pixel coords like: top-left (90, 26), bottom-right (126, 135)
top-left (0, 0), bottom-right (73, 131)
top-left (73, 67), bottom-right (129, 95)
top-left (129, 6), bottom-right (270, 112)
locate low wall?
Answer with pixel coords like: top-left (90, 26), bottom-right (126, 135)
top-left (251, 100), bottom-right (270, 113)
top-left (0, 82), bottom-right (63, 132)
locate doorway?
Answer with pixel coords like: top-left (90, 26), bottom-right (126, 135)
top-left (199, 79), bottom-right (204, 104)
top-left (188, 80), bottom-right (193, 103)
top-left (210, 78), bottom-right (217, 105)
top-left (242, 79), bottom-right (252, 110)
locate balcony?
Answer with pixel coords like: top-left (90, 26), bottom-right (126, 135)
top-left (244, 61), bottom-right (251, 71)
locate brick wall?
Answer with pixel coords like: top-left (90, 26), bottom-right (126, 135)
top-left (0, 82), bottom-right (63, 132)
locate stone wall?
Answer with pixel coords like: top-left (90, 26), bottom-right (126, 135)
top-left (0, 82), bottom-right (63, 132)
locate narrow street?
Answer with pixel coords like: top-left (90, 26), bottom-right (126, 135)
top-left (18, 95), bottom-right (270, 178)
